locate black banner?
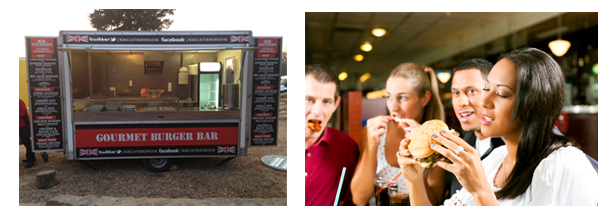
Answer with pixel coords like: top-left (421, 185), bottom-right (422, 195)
top-left (76, 145), bottom-right (238, 158)
top-left (250, 37), bottom-right (282, 146)
top-left (62, 34), bottom-right (251, 44)
top-left (26, 37), bottom-right (64, 151)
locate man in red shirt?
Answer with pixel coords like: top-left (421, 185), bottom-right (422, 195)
top-left (305, 64), bottom-right (359, 206)
top-left (19, 99), bottom-right (36, 168)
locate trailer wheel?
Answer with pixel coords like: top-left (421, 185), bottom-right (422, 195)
top-left (143, 158), bottom-right (174, 172)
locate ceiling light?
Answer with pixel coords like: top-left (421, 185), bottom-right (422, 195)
top-left (437, 72), bottom-right (451, 84)
top-left (548, 15), bottom-right (571, 57)
top-left (361, 42), bottom-right (372, 52)
top-left (372, 28), bottom-right (386, 37)
top-left (549, 40), bottom-right (571, 57)
top-left (360, 73), bottom-right (371, 83)
top-left (354, 54), bottom-right (364, 62)
top-left (366, 89), bottom-right (387, 99)
top-left (339, 72), bottom-right (348, 81)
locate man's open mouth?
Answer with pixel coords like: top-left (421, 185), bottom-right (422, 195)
top-left (307, 119), bottom-right (322, 132)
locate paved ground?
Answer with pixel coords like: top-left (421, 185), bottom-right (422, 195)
top-left (19, 117), bottom-right (287, 206)
top-left (21, 195), bottom-right (286, 206)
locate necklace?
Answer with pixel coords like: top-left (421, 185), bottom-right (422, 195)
top-left (497, 156), bottom-right (509, 188)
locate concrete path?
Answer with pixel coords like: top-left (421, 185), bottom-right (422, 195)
top-left (20, 195), bottom-right (286, 206)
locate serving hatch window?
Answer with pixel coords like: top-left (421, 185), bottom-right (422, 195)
top-left (68, 49), bottom-right (244, 112)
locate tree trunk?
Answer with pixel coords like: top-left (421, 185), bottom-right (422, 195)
top-left (36, 170), bottom-right (58, 189)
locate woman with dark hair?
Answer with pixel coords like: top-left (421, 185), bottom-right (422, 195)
top-left (397, 48), bottom-right (598, 205)
top-left (351, 63), bottom-right (447, 205)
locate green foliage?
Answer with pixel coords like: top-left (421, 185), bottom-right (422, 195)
top-left (89, 9), bottom-right (175, 31)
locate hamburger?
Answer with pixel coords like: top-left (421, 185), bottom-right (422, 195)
top-left (307, 120), bottom-right (322, 132)
top-left (404, 120), bottom-right (457, 168)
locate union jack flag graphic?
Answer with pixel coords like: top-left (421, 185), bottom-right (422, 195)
top-left (79, 148), bottom-right (98, 156)
top-left (217, 146), bottom-right (236, 154)
top-left (230, 35), bottom-right (249, 43)
top-left (66, 35), bottom-right (89, 43)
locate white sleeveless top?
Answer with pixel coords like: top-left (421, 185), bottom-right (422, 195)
top-left (444, 145), bottom-right (598, 206)
top-left (376, 127), bottom-right (408, 189)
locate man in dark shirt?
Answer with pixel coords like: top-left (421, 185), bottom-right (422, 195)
top-left (305, 64), bottom-right (359, 206)
top-left (444, 59), bottom-right (505, 202)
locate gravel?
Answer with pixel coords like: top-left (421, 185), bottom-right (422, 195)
top-left (19, 119), bottom-right (287, 204)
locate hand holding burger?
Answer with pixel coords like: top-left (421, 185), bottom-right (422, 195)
top-left (428, 128), bottom-right (492, 196)
top-left (398, 120), bottom-right (457, 168)
top-left (397, 120), bottom-right (457, 185)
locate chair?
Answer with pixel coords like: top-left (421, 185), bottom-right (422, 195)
top-left (585, 154), bottom-right (598, 174)
top-left (555, 126), bottom-right (598, 173)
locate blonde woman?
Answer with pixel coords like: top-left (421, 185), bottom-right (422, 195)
top-left (351, 63), bottom-right (446, 205)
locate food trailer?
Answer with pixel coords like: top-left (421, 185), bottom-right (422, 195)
top-left (25, 31), bottom-right (282, 171)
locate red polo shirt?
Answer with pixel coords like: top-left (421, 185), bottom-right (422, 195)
top-left (305, 126), bottom-right (359, 206)
top-left (19, 99), bottom-right (30, 128)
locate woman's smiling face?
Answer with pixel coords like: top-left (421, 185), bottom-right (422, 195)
top-left (479, 58), bottom-right (520, 139)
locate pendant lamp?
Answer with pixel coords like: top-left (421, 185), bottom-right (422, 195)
top-left (548, 15), bottom-right (571, 57)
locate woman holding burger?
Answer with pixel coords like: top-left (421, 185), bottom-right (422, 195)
top-left (351, 63), bottom-right (447, 205)
top-left (397, 48), bottom-right (598, 205)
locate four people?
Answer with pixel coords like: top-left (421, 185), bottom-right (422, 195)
top-left (306, 47), bottom-right (598, 206)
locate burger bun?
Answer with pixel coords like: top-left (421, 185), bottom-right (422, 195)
top-left (407, 120), bottom-right (449, 158)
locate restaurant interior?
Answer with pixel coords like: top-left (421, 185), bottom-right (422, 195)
top-left (305, 12), bottom-right (598, 161)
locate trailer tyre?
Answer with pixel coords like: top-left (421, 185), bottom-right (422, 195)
top-left (143, 158), bottom-right (174, 172)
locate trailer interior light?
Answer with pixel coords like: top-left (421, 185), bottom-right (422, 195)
top-left (199, 62), bottom-right (222, 72)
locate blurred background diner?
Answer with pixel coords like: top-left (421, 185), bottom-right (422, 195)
top-left (305, 12), bottom-right (598, 161)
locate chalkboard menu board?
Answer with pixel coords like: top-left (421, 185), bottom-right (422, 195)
top-left (25, 37), bottom-right (64, 152)
top-left (250, 37), bottom-right (282, 146)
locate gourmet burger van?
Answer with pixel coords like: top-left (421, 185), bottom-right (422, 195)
top-left (25, 31), bottom-right (282, 171)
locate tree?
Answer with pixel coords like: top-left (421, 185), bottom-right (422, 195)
top-left (89, 9), bottom-right (175, 31)
top-left (281, 46), bottom-right (287, 76)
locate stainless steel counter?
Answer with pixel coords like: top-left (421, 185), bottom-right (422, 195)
top-left (73, 96), bottom-right (240, 123)
top-left (562, 105), bottom-right (598, 114)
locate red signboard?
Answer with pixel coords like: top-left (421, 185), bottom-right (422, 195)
top-left (36, 116), bottom-right (56, 120)
top-left (75, 127), bottom-right (238, 148)
top-left (254, 134), bottom-right (272, 138)
top-left (30, 38), bottom-right (55, 58)
top-left (257, 38), bottom-right (279, 58)
top-left (38, 138), bottom-right (57, 142)
top-left (256, 86), bottom-right (274, 90)
top-left (33, 88), bottom-right (54, 92)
